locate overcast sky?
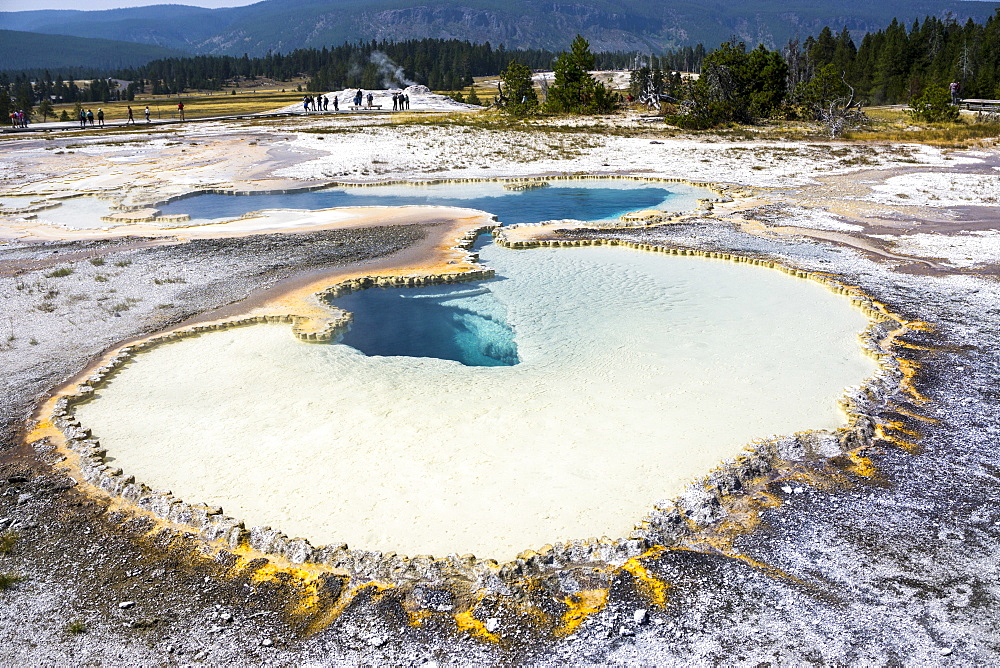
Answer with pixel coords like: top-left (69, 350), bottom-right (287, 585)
top-left (0, 0), bottom-right (255, 10)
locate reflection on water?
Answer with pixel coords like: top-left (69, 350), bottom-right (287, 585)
top-left (333, 283), bottom-right (519, 366)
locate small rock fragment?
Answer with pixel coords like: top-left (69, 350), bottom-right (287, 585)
top-left (633, 608), bottom-right (649, 625)
top-left (485, 617), bottom-right (500, 633)
top-left (118, 601), bottom-right (136, 610)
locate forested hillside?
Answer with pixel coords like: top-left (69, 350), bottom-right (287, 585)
top-left (112, 40), bottom-right (707, 94)
top-left (0, 29), bottom-right (189, 75)
top-left (824, 15), bottom-right (1000, 102)
top-left (4, 11), bottom-right (999, 124)
top-left (1, 0), bottom-right (997, 58)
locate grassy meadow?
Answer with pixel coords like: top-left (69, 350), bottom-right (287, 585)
top-left (44, 88), bottom-right (309, 124)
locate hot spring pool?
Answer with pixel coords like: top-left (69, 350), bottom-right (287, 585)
top-left (156, 179), bottom-right (708, 226)
top-left (27, 179), bottom-right (709, 229)
top-left (76, 241), bottom-right (877, 560)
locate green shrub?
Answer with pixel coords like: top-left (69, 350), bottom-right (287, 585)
top-left (909, 86), bottom-right (961, 122)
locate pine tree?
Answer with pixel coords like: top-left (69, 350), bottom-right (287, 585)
top-left (498, 61), bottom-right (537, 116)
top-left (37, 98), bottom-right (54, 122)
top-left (546, 35), bottom-right (615, 114)
top-left (466, 85), bottom-right (481, 106)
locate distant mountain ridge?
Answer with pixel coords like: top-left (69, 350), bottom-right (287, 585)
top-left (2, 0), bottom-right (997, 61)
top-left (0, 28), bottom-right (190, 73)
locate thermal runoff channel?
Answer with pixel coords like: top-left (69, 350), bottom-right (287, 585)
top-left (76, 243), bottom-right (878, 560)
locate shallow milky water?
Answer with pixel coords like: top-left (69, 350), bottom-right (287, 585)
top-left (77, 242), bottom-right (878, 560)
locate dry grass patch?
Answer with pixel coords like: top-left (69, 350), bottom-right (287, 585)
top-left (0, 531), bottom-right (17, 554)
top-left (845, 123), bottom-right (1000, 147)
top-left (51, 90), bottom-right (306, 124)
top-left (848, 106), bottom-right (1000, 146)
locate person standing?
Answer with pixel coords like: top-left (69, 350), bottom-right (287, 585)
top-left (392, 93), bottom-right (399, 111)
top-left (144, 106), bottom-right (151, 123)
top-left (86, 109), bottom-right (94, 127)
top-left (177, 101), bottom-right (185, 121)
top-left (333, 95), bottom-right (338, 111)
top-left (126, 106), bottom-right (135, 125)
top-left (366, 92), bottom-right (373, 109)
top-left (79, 108), bottom-right (87, 128)
top-left (97, 108), bottom-right (104, 127)
top-left (950, 81), bottom-right (961, 105)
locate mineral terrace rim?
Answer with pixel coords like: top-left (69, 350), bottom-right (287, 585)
top-left (21, 179), bottom-right (926, 638)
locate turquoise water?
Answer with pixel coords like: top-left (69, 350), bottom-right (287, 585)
top-left (158, 179), bottom-right (708, 226)
top-left (333, 282), bottom-right (519, 367)
top-left (76, 242), bottom-right (878, 558)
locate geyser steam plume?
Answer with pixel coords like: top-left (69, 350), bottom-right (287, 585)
top-left (370, 51), bottom-right (417, 88)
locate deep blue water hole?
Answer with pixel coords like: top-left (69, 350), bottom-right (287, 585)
top-left (331, 283), bottom-right (519, 367)
top-left (168, 180), bottom-right (707, 366)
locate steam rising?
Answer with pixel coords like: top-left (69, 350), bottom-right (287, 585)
top-left (370, 51), bottom-right (417, 88)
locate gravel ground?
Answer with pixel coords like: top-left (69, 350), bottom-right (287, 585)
top-left (1, 116), bottom-right (999, 665)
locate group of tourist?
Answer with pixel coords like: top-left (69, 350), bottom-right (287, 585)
top-left (299, 89), bottom-right (411, 112)
top-left (354, 88), bottom-right (410, 111)
top-left (391, 91), bottom-right (410, 111)
top-left (78, 108), bottom-right (106, 128)
top-left (7, 110), bottom-right (29, 128)
top-left (72, 105), bottom-right (155, 128)
top-left (301, 94), bottom-right (338, 111)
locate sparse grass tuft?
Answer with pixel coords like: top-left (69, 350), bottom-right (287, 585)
top-left (0, 572), bottom-right (24, 590)
top-left (0, 531), bottom-right (18, 554)
top-left (109, 297), bottom-right (141, 313)
top-left (88, 257), bottom-right (105, 266)
top-left (45, 267), bottom-right (73, 278)
top-left (66, 619), bottom-right (87, 635)
top-left (153, 276), bottom-right (186, 285)
top-left (113, 259), bottom-right (132, 267)
top-left (94, 275), bottom-right (109, 282)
